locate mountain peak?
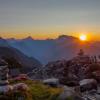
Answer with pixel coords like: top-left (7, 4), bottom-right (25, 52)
top-left (57, 35), bottom-right (77, 40)
top-left (23, 36), bottom-right (34, 41)
top-left (0, 37), bottom-right (4, 40)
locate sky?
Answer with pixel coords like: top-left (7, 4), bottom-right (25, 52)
top-left (0, 0), bottom-right (100, 40)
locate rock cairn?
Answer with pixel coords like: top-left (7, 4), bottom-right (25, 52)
top-left (0, 59), bottom-right (9, 86)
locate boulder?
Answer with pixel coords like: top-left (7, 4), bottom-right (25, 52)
top-left (79, 79), bottom-right (97, 92)
top-left (97, 86), bottom-right (100, 94)
top-left (95, 94), bottom-right (100, 100)
top-left (0, 85), bottom-right (13, 94)
top-left (43, 78), bottom-right (59, 87)
top-left (58, 86), bottom-right (83, 100)
top-left (13, 83), bottom-right (29, 92)
top-left (92, 71), bottom-right (100, 83)
top-left (61, 73), bottom-right (79, 87)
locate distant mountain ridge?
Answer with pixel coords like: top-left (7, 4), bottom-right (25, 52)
top-left (2, 35), bottom-right (100, 64)
top-left (0, 37), bottom-right (10, 47)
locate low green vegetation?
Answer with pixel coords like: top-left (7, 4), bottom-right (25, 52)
top-left (0, 80), bottom-right (63, 100)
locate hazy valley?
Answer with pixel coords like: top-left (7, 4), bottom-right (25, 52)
top-left (5, 35), bottom-right (100, 64)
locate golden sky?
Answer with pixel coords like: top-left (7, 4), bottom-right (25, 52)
top-left (0, 0), bottom-right (100, 41)
top-left (0, 32), bottom-right (99, 41)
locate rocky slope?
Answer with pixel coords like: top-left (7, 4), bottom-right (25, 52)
top-left (0, 38), bottom-right (42, 76)
top-left (0, 47), bottom-right (42, 73)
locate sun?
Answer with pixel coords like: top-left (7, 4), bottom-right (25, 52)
top-left (79, 34), bottom-right (87, 41)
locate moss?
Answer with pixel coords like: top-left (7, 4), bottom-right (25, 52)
top-left (66, 96), bottom-right (74, 100)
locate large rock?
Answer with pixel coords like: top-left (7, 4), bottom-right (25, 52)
top-left (95, 94), bottom-right (100, 100)
top-left (13, 83), bottom-right (29, 92)
top-left (79, 79), bottom-right (97, 92)
top-left (92, 71), bottom-right (100, 83)
top-left (61, 73), bottom-right (79, 87)
top-left (0, 85), bottom-right (13, 94)
top-left (43, 78), bottom-right (59, 87)
top-left (58, 86), bottom-right (83, 100)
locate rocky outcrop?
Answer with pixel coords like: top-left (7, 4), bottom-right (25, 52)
top-left (42, 50), bottom-right (100, 87)
top-left (79, 79), bottom-right (97, 92)
top-left (44, 60), bottom-right (67, 79)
